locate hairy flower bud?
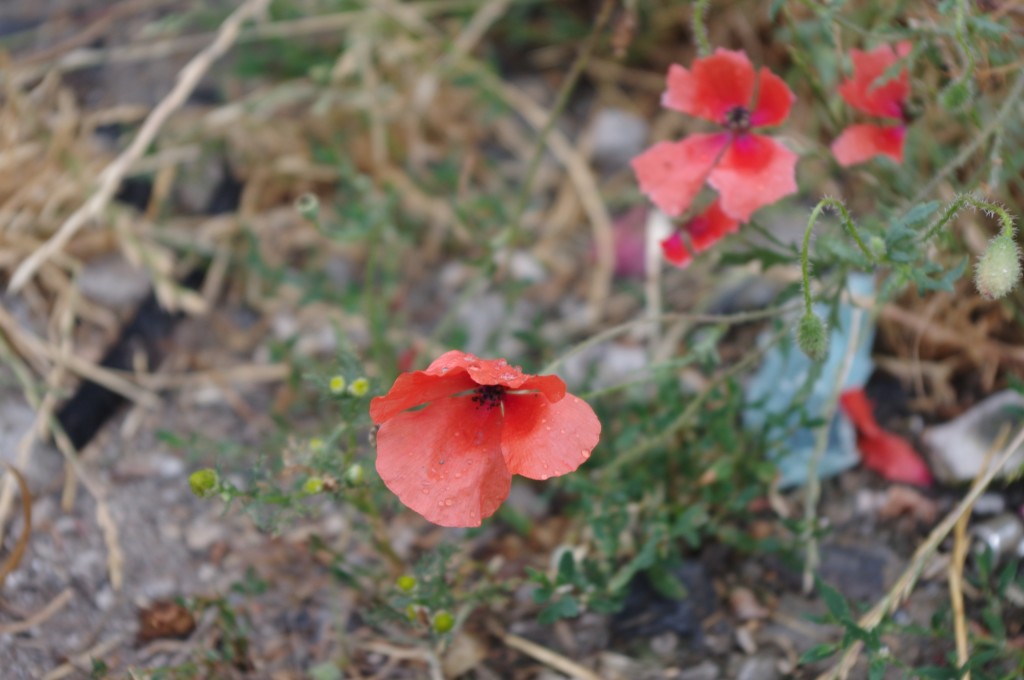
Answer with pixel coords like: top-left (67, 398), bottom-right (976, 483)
top-left (188, 469), bottom-right (219, 498)
top-left (329, 375), bottom-right (347, 394)
top-left (397, 575), bottom-right (417, 592)
top-left (868, 235), bottom-right (887, 260)
top-left (432, 610), bottom-right (455, 634)
top-left (975, 233), bottom-right (1021, 300)
top-left (796, 313), bottom-right (829, 362)
top-left (348, 377), bottom-right (370, 397)
top-left (303, 477), bottom-right (325, 494)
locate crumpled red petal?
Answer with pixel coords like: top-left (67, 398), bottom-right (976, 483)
top-left (375, 394), bottom-right (512, 527)
top-left (838, 42), bottom-right (911, 119)
top-left (708, 134), bottom-right (798, 221)
top-left (660, 232), bottom-right (693, 268)
top-left (371, 351), bottom-right (566, 423)
top-left (840, 389), bottom-right (933, 488)
top-left (831, 124), bottom-right (905, 166)
top-left (501, 393), bottom-right (601, 480)
top-left (687, 199), bottom-right (741, 252)
top-left (750, 67), bottom-right (795, 127)
top-left (631, 134), bottom-right (728, 217)
top-left (662, 49), bottom-right (755, 124)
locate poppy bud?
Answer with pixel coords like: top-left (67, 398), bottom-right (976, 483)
top-left (432, 610), bottom-right (455, 634)
top-left (303, 477), bottom-right (325, 494)
top-left (348, 377), bottom-right (370, 397)
top-left (295, 193), bottom-right (320, 222)
top-left (975, 233), bottom-right (1021, 300)
top-left (329, 375), bottom-right (347, 394)
top-left (796, 313), bottom-right (829, 361)
top-left (188, 469), bottom-right (219, 498)
top-left (397, 575), bottom-right (417, 592)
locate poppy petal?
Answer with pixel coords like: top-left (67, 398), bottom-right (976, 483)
top-left (750, 67), bottom-right (795, 127)
top-left (501, 393), bottom-right (601, 480)
top-left (687, 199), bottom-right (741, 252)
top-left (660, 231), bottom-right (693, 267)
top-left (708, 134), bottom-right (798, 221)
top-left (370, 370), bottom-right (478, 424)
top-left (426, 350), bottom-right (565, 399)
top-left (838, 43), bottom-right (910, 119)
top-left (840, 389), bottom-right (932, 487)
top-left (663, 49), bottom-right (756, 125)
top-left (375, 395), bottom-right (511, 527)
top-left (831, 124), bottom-right (905, 166)
top-left (631, 134), bottom-right (729, 217)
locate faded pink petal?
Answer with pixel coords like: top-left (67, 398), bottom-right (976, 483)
top-left (631, 134), bottom-right (728, 217)
top-left (708, 134), bottom-right (798, 221)
top-left (831, 124), bottom-right (905, 166)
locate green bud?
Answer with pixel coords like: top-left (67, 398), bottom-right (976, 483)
top-left (348, 377), bottom-right (370, 397)
top-left (295, 193), bottom-right (320, 222)
top-left (406, 604), bottom-right (419, 622)
top-left (975, 233), bottom-right (1022, 300)
top-left (303, 477), bottom-right (325, 494)
top-left (397, 575), bottom-right (417, 592)
top-left (328, 375), bottom-right (346, 394)
top-left (344, 463), bottom-right (365, 486)
top-left (432, 610), bottom-right (455, 634)
top-left (868, 235), bottom-right (887, 260)
top-left (796, 313), bottom-right (829, 362)
top-left (309, 437), bottom-right (325, 453)
top-left (188, 469), bottom-right (219, 498)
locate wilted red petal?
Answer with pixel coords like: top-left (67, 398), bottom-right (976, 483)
top-left (831, 124), bottom-right (905, 166)
top-left (375, 395), bottom-right (511, 527)
top-left (662, 49), bottom-right (756, 124)
top-left (708, 134), bottom-right (798, 221)
top-left (631, 134), bottom-right (728, 217)
top-left (660, 231), bottom-right (693, 267)
top-left (840, 389), bottom-right (933, 487)
top-left (857, 432), bottom-right (934, 487)
top-left (687, 199), bottom-right (741, 252)
top-left (501, 392), bottom-right (601, 480)
top-left (750, 67), bottom-right (795, 127)
top-left (838, 43), bottom-right (910, 119)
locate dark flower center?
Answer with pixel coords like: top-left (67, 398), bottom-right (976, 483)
top-left (471, 385), bottom-right (505, 410)
top-left (724, 105), bottom-right (751, 132)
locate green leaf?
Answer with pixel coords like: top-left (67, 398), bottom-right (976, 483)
top-left (868, 657), bottom-right (887, 680)
top-left (799, 643), bottom-right (838, 664)
top-left (557, 550), bottom-right (576, 585)
top-left (818, 580), bottom-right (851, 621)
top-left (538, 595), bottom-right (579, 624)
top-left (720, 246), bottom-right (795, 270)
top-left (646, 565), bottom-right (689, 601)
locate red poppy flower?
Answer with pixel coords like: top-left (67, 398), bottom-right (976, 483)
top-left (660, 199), bottom-right (740, 267)
top-left (831, 42), bottom-right (911, 167)
top-left (369, 351), bottom-right (601, 527)
top-left (632, 49), bottom-right (799, 222)
top-left (840, 389), bottom-right (933, 487)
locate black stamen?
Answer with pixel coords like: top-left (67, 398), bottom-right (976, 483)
top-left (724, 105), bottom-right (751, 132)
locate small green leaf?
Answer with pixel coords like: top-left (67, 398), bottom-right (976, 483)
top-left (538, 595), bottom-right (579, 624)
top-left (817, 580), bottom-right (851, 621)
top-left (799, 643), bottom-right (838, 664)
top-left (556, 550), bottom-right (576, 585)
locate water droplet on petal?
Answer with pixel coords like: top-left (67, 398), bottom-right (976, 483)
top-left (422, 487), bottom-right (430, 494)
top-left (444, 498), bottom-right (453, 506)
top-left (581, 449), bottom-right (589, 458)
top-left (438, 500), bottom-right (445, 506)
top-left (441, 367), bottom-right (449, 373)
top-left (560, 429), bottom-right (566, 434)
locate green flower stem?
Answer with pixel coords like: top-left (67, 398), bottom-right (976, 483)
top-left (692, 0), bottom-right (712, 57)
top-left (800, 198), bottom-right (875, 315)
top-left (542, 301), bottom-right (803, 375)
top-left (918, 193), bottom-right (1017, 244)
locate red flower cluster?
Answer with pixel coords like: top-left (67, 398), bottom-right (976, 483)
top-left (831, 42), bottom-right (912, 167)
top-left (631, 49), bottom-right (798, 267)
top-left (370, 351), bottom-right (601, 527)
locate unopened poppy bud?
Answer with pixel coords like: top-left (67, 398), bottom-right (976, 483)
top-left (397, 575), bottom-right (417, 592)
top-left (344, 463), bottom-right (365, 486)
top-left (295, 193), bottom-right (320, 222)
top-left (868, 235), bottom-right (886, 260)
top-left (975, 233), bottom-right (1022, 300)
top-left (432, 610), bottom-right (455, 634)
top-left (303, 477), bottom-right (324, 494)
top-left (188, 469), bottom-right (219, 498)
top-left (796, 313), bottom-right (829, 361)
top-left (348, 377), bottom-right (370, 397)
top-left (329, 375), bottom-right (346, 394)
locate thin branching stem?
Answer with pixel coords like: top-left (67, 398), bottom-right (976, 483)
top-left (801, 198), bottom-right (875, 315)
top-left (918, 193), bottom-right (1016, 244)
